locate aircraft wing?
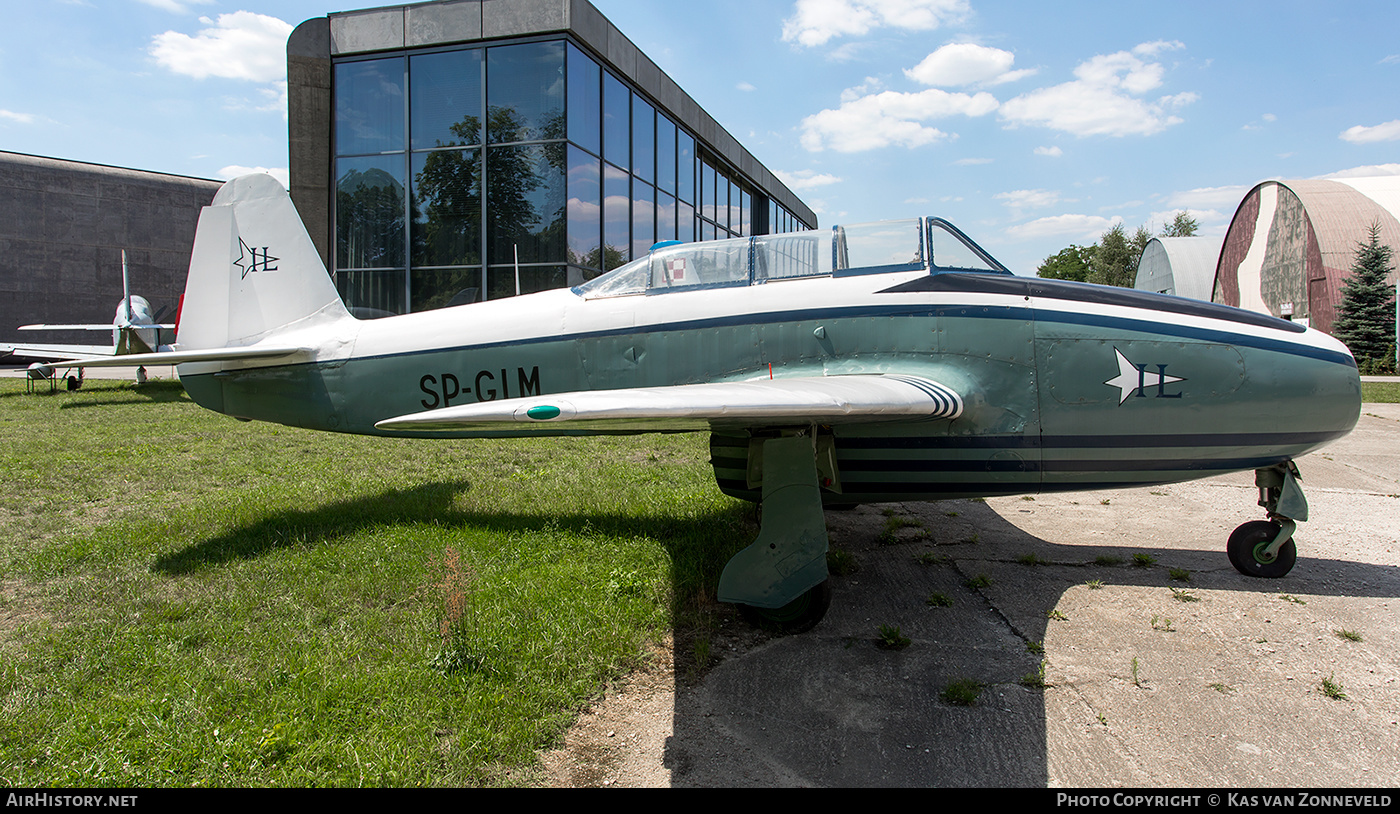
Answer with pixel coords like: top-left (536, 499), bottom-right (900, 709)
top-left (375, 374), bottom-right (963, 433)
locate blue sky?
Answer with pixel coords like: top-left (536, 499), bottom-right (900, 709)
top-left (2, 0), bottom-right (1397, 274)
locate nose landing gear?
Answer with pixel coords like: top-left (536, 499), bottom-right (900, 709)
top-left (1227, 462), bottom-right (1306, 578)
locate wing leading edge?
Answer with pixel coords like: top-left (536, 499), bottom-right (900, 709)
top-left (375, 374), bottom-right (964, 433)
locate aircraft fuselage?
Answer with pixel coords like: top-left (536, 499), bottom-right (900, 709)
top-left (179, 267), bottom-right (1359, 503)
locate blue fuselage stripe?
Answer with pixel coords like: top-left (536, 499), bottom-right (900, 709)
top-left (346, 300), bottom-right (1353, 368)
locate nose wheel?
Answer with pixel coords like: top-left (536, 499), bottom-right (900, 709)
top-left (1227, 520), bottom-right (1297, 578)
top-left (1229, 462), bottom-right (1306, 579)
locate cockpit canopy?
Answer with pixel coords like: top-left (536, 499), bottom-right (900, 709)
top-left (575, 217), bottom-right (1008, 299)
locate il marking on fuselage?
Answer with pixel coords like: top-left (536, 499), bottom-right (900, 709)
top-left (1105, 347), bottom-right (1185, 404)
top-left (233, 237), bottom-right (279, 279)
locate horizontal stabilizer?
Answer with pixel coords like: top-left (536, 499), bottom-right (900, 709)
top-left (2, 343), bottom-right (118, 361)
top-left (37, 345), bottom-right (310, 370)
top-left (376, 374), bottom-right (964, 433)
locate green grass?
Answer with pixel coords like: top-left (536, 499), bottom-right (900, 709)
top-left (0, 379), bottom-right (752, 786)
top-left (1361, 381), bottom-right (1400, 402)
top-left (876, 624), bottom-right (911, 650)
top-left (940, 678), bottom-right (983, 706)
top-left (1319, 674), bottom-right (1348, 700)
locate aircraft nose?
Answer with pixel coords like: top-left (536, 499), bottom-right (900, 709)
top-left (1307, 330), bottom-right (1362, 436)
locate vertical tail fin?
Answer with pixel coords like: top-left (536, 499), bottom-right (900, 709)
top-left (178, 173), bottom-right (349, 351)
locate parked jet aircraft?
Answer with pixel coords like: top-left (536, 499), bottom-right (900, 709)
top-left (56, 175), bottom-right (1361, 629)
top-left (3, 251), bottom-right (176, 386)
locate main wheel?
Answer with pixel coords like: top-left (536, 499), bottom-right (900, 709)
top-left (1227, 520), bottom-right (1297, 578)
top-left (739, 580), bottom-right (831, 634)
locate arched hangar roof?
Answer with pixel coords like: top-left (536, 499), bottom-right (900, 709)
top-left (1134, 236), bottom-right (1222, 301)
top-left (1213, 176), bottom-right (1400, 333)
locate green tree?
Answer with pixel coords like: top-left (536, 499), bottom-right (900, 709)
top-left (1331, 222), bottom-right (1396, 372)
top-left (1161, 211), bottom-right (1199, 237)
top-left (1037, 244), bottom-right (1094, 282)
top-left (1088, 223), bottom-right (1137, 287)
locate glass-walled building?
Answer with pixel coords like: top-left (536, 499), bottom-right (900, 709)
top-left (288, 0), bottom-right (815, 316)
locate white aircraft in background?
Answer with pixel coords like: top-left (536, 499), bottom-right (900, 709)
top-left (1, 251), bottom-right (176, 386)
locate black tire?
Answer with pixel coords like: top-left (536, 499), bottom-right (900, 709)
top-left (1227, 520), bottom-right (1297, 578)
top-left (739, 580), bottom-right (832, 634)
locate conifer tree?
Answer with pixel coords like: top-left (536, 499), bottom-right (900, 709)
top-left (1330, 223), bottom-right (1396, 371)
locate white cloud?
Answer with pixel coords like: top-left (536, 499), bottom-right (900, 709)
top-left (217, 166), bottom-right (290, 188)
top-left (151, 11), bottom-right (293, 83)
top-left (952, 157), bottom-right (992, 165)
top-left (736, 81), bottom-right (757, 92)
top-left (999, 42), bottom-right (1196, 137)
top-left (1162, 184), bottom-right (1252, 211)
top-left (776, 169), bottom-right (843, 190)
top-left (0, 110), bottom-right (35, 125)
top-left (1006, 213), bottom-right (1120, 241)
top-left (996, 189), bottom-right (1060, 209)
top-left (1315, 163), bottom-right (1400, 179)
top-left (1340, 120), bottom-right (1400, 144)
top-left (1132, 40), bottom-right (1185, 58)
top-left (136, 0), bottom-right (213, 12)
top-left (1034, 145), bottom-right (1062, 157)
top-left (801, 87), bottom-right (997, 152)
top-left (904, 43), bottom-right (1036, 87)
top-left (781, 0), bottom-right (969, 47)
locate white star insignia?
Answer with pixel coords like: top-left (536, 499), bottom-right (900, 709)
top-left (1105, 348), bottom-right (1184, 404)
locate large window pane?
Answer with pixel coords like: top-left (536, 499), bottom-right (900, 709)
top-left (603, 72), bottom-right (629, 171)
top-left (567, 145), bottom-right (601, 269)
top-left (487, 265), bottom-right (567, 300)
top-left (632, 180), bottom-right (654, 259)
top-left (703, 162), bottom-right (717, 222)
top-left (603, 162), bottom-right (630, 268)
top-left (486, 144), bottom-right (565, 265)
top-left (739, 188), bottom-right (751, 236)
top-left (632, 96), bottom-right (654, 183)
top-left (678, 200), bottom-right (694, 243)
top-left (567, 42), bottom-right (600, 155)
top-left (336, 58), bottom-right (405, 155)
top-left (411, 49), bottom-right (482, 149)
top-left (336, 155), bottom-right (405, 269)
top-left (717, 173), bottom-right (730, 232)
top-left (412, 267), bottom-right (482, 311)
top-left (336, 270), bottom-right (405, 317)
top-left (412, 148), bottom-right (481, 267)
top-left (677, 131), bottom-right (695, 203)
top-left (656, 115), bottom-right (676, 196)
top-left (486, 42), bottom-right (565, 143)
top-left (656, 190), bottom-right (676, 242)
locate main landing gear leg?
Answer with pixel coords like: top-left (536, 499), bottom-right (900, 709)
top-left (1227, 461), bottom-right (1308, 578)
top-left (718, 435), bottom-right (831, 633)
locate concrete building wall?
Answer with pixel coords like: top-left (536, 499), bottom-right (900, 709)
top-left (0, 152), bottom-right (221, 345)
top-left (1213, 178), bottom-right (1400, 332)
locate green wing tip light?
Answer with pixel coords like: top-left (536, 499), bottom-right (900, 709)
top-left (526, 405), bottom-right (561, 420)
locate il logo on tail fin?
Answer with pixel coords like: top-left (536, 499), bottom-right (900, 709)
top-left (234, 236), bottom-right (279, 279)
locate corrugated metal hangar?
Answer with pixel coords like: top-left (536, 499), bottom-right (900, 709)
top-left (1212, 176), bottom-right (1400, 332)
